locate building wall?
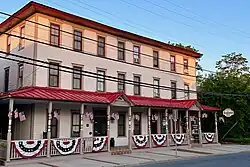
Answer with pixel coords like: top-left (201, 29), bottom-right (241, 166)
top-left (0, 15), bottom-right (37, 92)
top-left (33, 13), bottom-right (197, 99)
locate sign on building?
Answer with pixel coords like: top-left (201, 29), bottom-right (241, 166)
top-left (223, 108), bottom-right (234, 117)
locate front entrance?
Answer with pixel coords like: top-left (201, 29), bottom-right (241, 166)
top-left (190, 112), bottom-right (199, 144)
top-left (93, 108), bottom-right (107, 136)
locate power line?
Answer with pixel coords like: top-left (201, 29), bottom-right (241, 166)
top-left (0, 26), bottom-right (200, 79)
top-left (120, 0), bottom-right (250, 45)
top-left (1, 50), bottom-right (249, 98)
top-left (0, 9), bottom-right (211, 74)
top-left (162, 0), bottom-right (250, 38)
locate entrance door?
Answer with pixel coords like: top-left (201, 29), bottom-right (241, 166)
top-left (190, 113), bottom-right (199, 143)
top-left (93, 109), bottom-right (107, 136)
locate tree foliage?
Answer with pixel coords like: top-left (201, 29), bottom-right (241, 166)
top-left (167, 41), bottom-right (199, 53)
top-left (198, 52), bottom-right (250, 139)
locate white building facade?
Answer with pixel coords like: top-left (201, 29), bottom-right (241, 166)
top-left (0, 2), bottom-right (219, 163)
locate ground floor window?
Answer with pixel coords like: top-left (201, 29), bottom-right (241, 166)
top-left (133, 112), bottom-right (141, 135)
top-left (118, 113), bottom-right (126, 137)
top-left (161, 112), bottom-right (166, 134)
top-left (71, 110), bottom-right (80, 137)
top-left (93, 109), bottom-right (107, 136)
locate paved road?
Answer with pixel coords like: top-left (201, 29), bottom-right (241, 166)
top-left (139, 152), bottom-right (250, 167)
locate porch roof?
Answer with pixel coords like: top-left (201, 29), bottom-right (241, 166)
top-left (0, 86), bottom-right (219, 111)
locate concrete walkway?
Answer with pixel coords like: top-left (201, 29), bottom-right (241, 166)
top-left (4, 144), bottom-right (250, 167)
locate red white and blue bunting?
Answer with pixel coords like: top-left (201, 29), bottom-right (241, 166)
top-left (171, 134), bottom-right (185, 145)
top-left (52, 138), bottom-right (80, 155)
top-left (151, 134), bottom-right (167, 147)
top-left (93, 137), bottom-right (107, 152)
top-left (13, 140), bottom-right (47, 158)
top-left (132, 135), bottom-right (148, 148)
top-left (204, 133), bottom-right (215, 143)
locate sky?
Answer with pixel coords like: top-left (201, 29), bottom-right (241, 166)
top-left (1, 0), bottom-right (250, 72)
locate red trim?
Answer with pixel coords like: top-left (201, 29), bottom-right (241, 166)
top-left (0, 2), bottom-right (202, 58)
top-left (200, 104), bottom-right (220, 111)
top-left (151, 135), bottom-right (167, 147)
top-left (132, 136), bottom-right (148, 149)
top-left (12, 140), bottom-right (47, 159)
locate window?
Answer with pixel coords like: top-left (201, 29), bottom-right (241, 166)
top-left (161, 112), bottom-right (166, 134)
top-left (19, 26), bottom-right (25, 49)
top-left (133, 113), bottom-right (141, 135)
top-left (184, 83), bottom-right (190, 99)
top-left (170, 55), bottom-right (176, 71)
top-left (118, 41), bottom-right (125, 61)
top-left (134, 75), bottom-right (141, 95)
top-left (118, 113), bottom-right (126, 136)
top-left (118, 73), bottom-right (125, 92)
top-left (97, 70), bottom-right (105, 91)
top-left (133, 46), bottom-right (140, 64)
top-left (71, 111), bottom-right (80, 137)
top-left (7, 35), bottom-right (11, 54)
top-left (153, 78), bottom-right (160, 97)
top-left (171, 81), bottom-right (177, 99)
top-left (50, 24), bottom-right (60, 46)
top-left (49, 63), bottom-right (59, 87)
top-left (4, 67), bottom-right (9, 92)
top-left (17, 64), bottom-right (24, 88)
top-left (72, 66), bottom-right (82, 89)
top-left (73, 30), bottom-right (82, 51)
top-left (153, 51), bottom-right (159, 68)
top-left (184, 59), bottom-right (188, 73)
top-left (97, 36), bottom-right (105, 56)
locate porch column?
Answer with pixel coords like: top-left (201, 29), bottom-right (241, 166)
top-left (107, 105), bottom-right (111, 152)
top-left (6, 99), bottom-right (14, 162)
top-left (165, 109), bottom-right (169, 146)
top-left (128, 106), bottom-right (132, 150)
top-left (148, 107), bottom-right (152, 148)
top-left (215, 112), bottom-right (219, 143)
top-left (80, 103), bottom-right (84, 155)
top-left (198, 110), bottom-right (202, 145)
top-left (47, 101), bottom-right (52, 158)
top-left (185, 110), bottom-right (190, 145)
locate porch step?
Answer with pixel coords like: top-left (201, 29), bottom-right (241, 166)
top-left (111, 146), bottom-right (131, 155)
top-left (191, 143), bottom-right (202, 148)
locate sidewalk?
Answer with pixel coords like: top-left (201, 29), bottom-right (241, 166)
top-left (4, 144), bottom-right (250, 167)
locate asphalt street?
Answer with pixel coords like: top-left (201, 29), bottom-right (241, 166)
top-left (139, 152), bottom-right (250, 167)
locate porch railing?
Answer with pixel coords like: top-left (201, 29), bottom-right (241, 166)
top-left (0, 140), bottom-right (6, 159)
top-left (202, 132), bottom-right (216, 144)
top-left (10, 139), bottom-right (47, 160)
top-left (82, 137), bottom-right (93, 153)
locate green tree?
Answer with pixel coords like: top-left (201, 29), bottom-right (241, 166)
top-left (198, 52), bottom-right (250, 139)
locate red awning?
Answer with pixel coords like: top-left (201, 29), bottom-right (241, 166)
top-left (0, 86), bottom-right (219, 111)
top-left (200, 104), bottom-right (220, 112)
top-left (0, 86), bottom-right (123, 104)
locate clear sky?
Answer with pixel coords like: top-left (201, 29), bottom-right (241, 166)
top-left (1, 0), bottom-right (250, 72)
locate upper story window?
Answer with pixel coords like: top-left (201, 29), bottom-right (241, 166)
top-left (118, 73), bottom-right (125, 92)
top-left (50, 24), bottom-right (60, 46)
top-left (97, 36), bottom-right (105, 56)
top-left (171, 81), bottom-right (177, 99)
top-left (17, 63), bottom-right (24, 88)
top-left (170, 55), bottom-right (176, 71)
top-left (133, 46), bottom-right (140, 64)
top-left (184, 83), bottom-right (190, 99)
top-left (133, 75), bottom-right (141, 95)
top-left (184, 58), bottom-right (188, 73)
top-left (7, 35), bottom-right (11, 54)
top-left (153, 51), bottom-right (159, 68)
top-left (73, 30), bottom-right (82, 51)
top-left (72, 66), bottom-right (82, 90)
top-left (118, 41), bottom-right (125, 61)
top-left (153, 78), bottom-right (160, 97)
top-left (49, 62), bottom-right (59, 87)
top-left (19, 26), bottom-right (25, 50)
top-left (4, 67), bottom-right (9, 92)
top-left (97, 70), bottom-right (105, 91)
